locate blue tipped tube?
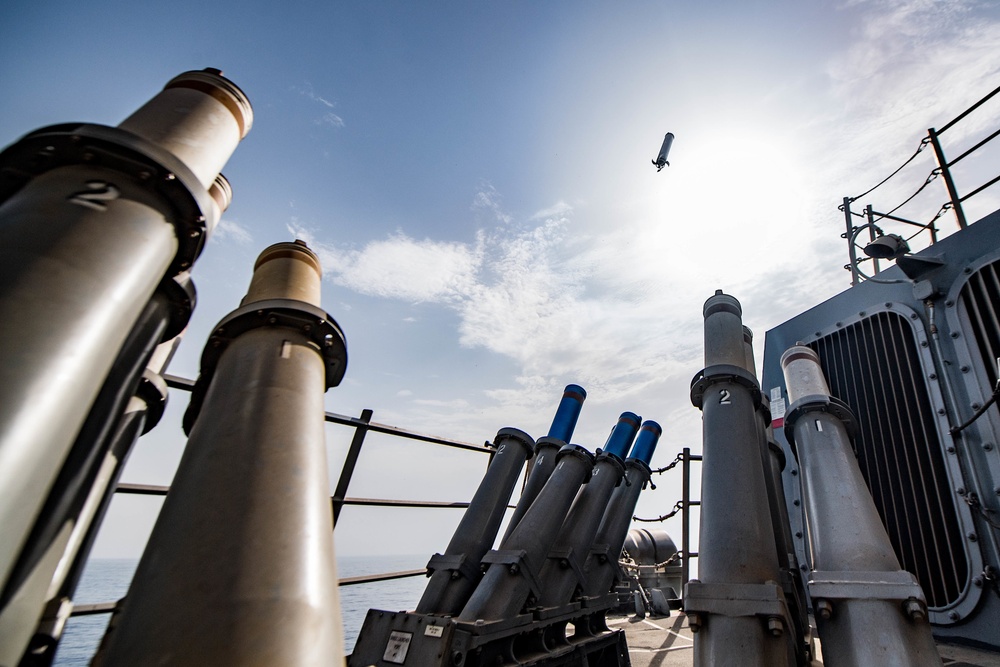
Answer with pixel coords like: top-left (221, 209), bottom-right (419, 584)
top-left (583, 420), bottom-right (663, 598)
top-left (602, 411), bottom-right (641, 459)
top-left (629, 420), bottom-right (662, 464)
top-left (546, 384), bottom-right (586, 441)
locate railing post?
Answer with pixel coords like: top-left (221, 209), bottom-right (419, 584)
top-left (682, 446), bottom-right (691, 591)
top-left (842, 197), bottom-right (859, 286)
top-left (928, 127), bottom-right (968, 229)
top-left (332, 409), bottom-right (373, 525)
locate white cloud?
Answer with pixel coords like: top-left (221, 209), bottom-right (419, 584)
top-left (296, 193), bottom-right (697, 416)
top-left (294, 83), bottom-right (345, 128)
top-left (288, 0), bottom-right (1000, 434)
top-left (210, 218), bottom-right (253, 245)
top-left (317, 112), bottom-right (345, 128)
top-left (472, 182), bottom-right (513, 224)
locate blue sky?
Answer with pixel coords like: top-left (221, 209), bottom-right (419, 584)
top-left (3, 1), bottom-right (1000, 561)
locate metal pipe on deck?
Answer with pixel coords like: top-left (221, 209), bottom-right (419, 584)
top-left (458, 444), bottom-right (595, 622)
top-left (416, 427), bottom-right (534, 616)
top-left (781, 345), bottom-right (940, 666)
top-left (501, 385), bottom-right (586, 543)
top-left (686, 291), bottom-right (794, 667)
top-left (537, 413), bottom-right (641, 606)
top-left (93, 241), bottom-right (348, 666)
top-left (0, 70), bottom-right (249, 665)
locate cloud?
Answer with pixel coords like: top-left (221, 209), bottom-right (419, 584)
top-left (292, 191), bottom-right (696, 415)
top-left (293, 83), bottom-right (345, 128)
top-left (471, 182), bottom-right (513, 224)
top-left (303, 231), bottom-right (481, 303)
top-left (317, 112), bottom-right (345, 128)
top-left (287, 1), bottom-right (1000, 431)
top-left (211, 218), bottom-right (253, 245)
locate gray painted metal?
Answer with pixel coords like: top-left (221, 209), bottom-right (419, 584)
top-left (1, 290), bottom-right (174, 666)
top-left (761, 210), bottom-right (1000, 647)
top-left (686, 291), bottom-right (795, 667)
top-left (416, 427), bottom-right (534, 616)
top-left (585, 426), bottom-right (662, 598)
top-left (537, 449), bottom-right (629, 606)
top-left (458, 444), bottom-right (595, 622)
top-left (501, 436), bottom-right (564, 543)
top-left (586, 459), bottom-right (651, 597)
top-left (92, 242), bottom-right (346, 666)
top-left (782, 344), bottom-right (940, 666)
top-left (0, 69), bottom-right (249, 666)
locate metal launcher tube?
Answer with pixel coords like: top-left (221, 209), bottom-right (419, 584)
top-left (93, 241), bottom-right (348, 666)
top-left (581, 419), bottom-right (662, 598)
top-left (537, 413), bottom-right (641, 606)
top-left (458, 444), bottom-right (595, 623)
top-left (686, 291), bottom-right (794, 667)
top-left (781, 346), bottom-right (940, 666)
top-left (746, 325), bottom-right (812, 665)
top-left (416, 427), bottom-right (534, 616)
top-left (501, 384), bottom-right (586, 543)
top-left (0, 69), bottom-right (251, 614)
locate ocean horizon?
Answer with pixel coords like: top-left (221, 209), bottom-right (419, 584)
top-left (53, 554), bottom-right (429, 666)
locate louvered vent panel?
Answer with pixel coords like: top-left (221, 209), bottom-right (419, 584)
top-left (808, 312), bottom-right (966, 609)
top-left (960, 260), bottom-right (1000, 388)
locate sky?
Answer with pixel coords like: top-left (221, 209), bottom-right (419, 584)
top-left (2, 0), bottom-right (1000, 575)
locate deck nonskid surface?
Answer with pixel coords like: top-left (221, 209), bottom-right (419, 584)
top-left (610, 612), bottom-right (1000, 667)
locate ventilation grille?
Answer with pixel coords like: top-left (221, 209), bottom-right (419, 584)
top-left (809, 311), bottom-right (967, 609)
top-left (960, 259), bottom-right (1000, 388)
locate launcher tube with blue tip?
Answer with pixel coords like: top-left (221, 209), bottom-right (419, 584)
top-left (584, 420), bottom-right (662, 597)
top-left (537, 412), bottom-right (641, 606)
top-left (415, 427), bottom-right (534, 616)
top-left (687, 291), bottom-right (794, 667)
top-left (548, 384), bottom-right (587, 441)
top-left (501, 384), bottom-right (587, 543)
top-left (781, 345), bottom-right (940, 666)
top-left (601, 411), bottom-right (641, 459)
top-left (458, 443), bottom-right (595, 623)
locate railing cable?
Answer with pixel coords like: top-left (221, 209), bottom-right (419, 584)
top-left (842, 137), bottom-right (931, 207)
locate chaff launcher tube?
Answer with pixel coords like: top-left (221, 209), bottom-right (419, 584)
top-left (416, 428), bottom-right (534, 616)
top-left (501, 384), bottom-right (586, 543)
top-left (583, 420), bottom-right (661, 597)
top-left (686, 291), bottom-right (794, 667)
top-left (94, 241), bottom-right (348, 666)
top-left (547, 384), bottom-right (587, 441)
top-left (536, 413), bottom-right (640, 606)
top-left (746, 325), bottom-right (812, 665)
top-left (0, 69), bottom-right (250, 602)
top-left (781, 346), bottom-right (940, 666)
top-left (458, 444), bottom-right (595, 623)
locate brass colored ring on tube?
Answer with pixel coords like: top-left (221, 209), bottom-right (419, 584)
top-left (164, 69), bottom-right (254, 139)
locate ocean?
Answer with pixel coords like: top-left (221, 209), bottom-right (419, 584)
top-left (52, 555), bottom-right (429, 666)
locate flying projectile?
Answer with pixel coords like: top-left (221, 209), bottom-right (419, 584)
top-left (652, 132), bottom-right (674, 172)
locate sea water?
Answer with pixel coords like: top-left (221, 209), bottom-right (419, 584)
top-left (52, 555), bottom-right (429, 666)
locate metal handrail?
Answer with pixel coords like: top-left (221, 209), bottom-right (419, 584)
top-left (115, 482), bottom-right (514, 511)
top-left (164, 374), bottom-right (493, 454)
top-left (113, 375), bottom-right (499, 603)
top-left (842, 84), bottom-right (1000, 284)
top-left (69, 569), bottom-right (432, 617)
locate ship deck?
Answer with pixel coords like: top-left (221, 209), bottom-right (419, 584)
top-left (612, 612), bottom-right (1000, 667)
